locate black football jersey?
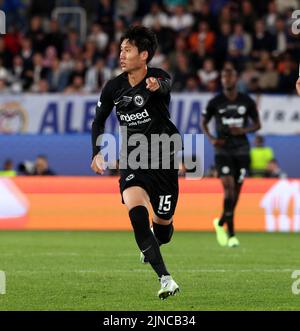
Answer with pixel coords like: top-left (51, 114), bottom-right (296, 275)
top-left (202, 92), bottom-right (259, 151)
top-left (91, 67), bottom-right (180, 166)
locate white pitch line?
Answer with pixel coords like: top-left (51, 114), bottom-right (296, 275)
top-left (0, 253), bottom-right (138, 257)
top-left (7, 268), bottom-right (296, 275)
top-left (0, 252), bottom-right (80, 257)
top-left (77, 269), bottom-right (296, 273)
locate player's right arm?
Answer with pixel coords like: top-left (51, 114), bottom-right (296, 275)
top-left (146, 68), bottom-right (171, 94)
top-left (296, 77), bottom-right (300, 96)
top-left (91, 81), bottom-right (114, 174)
top-left (201, 99), bottom-right (225, 147)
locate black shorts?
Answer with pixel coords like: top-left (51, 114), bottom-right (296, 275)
top-left (119, 168), bottom-right (179, 220)
top-left (215, 150), bottom-right (250, 183)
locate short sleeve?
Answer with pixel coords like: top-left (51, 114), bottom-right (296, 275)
top-left (247, 97), bottom-right (259, 121)
top-left (202, 99), bottom-right (216, 122)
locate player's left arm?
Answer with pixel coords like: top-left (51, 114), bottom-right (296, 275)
top-left (230, 100), bottom-right (261, 135)
top-left (243, 119), bottom-right (261, 133)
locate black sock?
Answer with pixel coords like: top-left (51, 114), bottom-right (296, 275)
top-left (152, 222), bottom-right (174, 246)
top-left (129, 206), bottom-right (169, 278)
top-left (218, 197), bottom-right (233, 225)
top-left (218, 197), bottom-right (235, 236)
top-left (226, 215), bottom-right (235, 238)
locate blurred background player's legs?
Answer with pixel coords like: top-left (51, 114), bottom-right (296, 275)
top-left (214, 175), bottom-right (241, 247)
top-left (219, 175), bottom-right (236, 238)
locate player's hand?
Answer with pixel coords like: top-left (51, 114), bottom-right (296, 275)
top-left (91, 154), bottom-right (105, 175)
top-left (229, 127), bottom-right (245, 136)
top-left (296, 77), bottom-right (300, 96)
top-left (210, 138), bottom-right (225, 147)
top-left (146, 77), bottom-right (160, 92)
top-left (178, 162), bottom-right (187, 176)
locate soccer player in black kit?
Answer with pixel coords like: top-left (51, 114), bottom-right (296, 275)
top-left (201, 68), bottom-right (261, 247)
top-left (91, 26), bottom-right (180, 299)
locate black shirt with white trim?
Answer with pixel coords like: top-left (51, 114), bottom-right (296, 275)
top-left (203, 92), bottom-right (259, 153)
top-left (91, 67), bottom-right (180, 165)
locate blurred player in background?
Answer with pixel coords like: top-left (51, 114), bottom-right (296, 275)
top-left (91, 26), bottom-right (180, 299)
top-left (201, 68), bottom-right (261, 247)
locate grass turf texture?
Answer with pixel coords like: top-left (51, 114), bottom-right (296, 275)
top-left (0, 231), bottom-right (299, 311)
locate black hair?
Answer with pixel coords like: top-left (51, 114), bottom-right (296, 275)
top-left (120, 26), bottom-right (158, 63)
top-left (221, 67), bottom-right (238, 76)
top-left (255, 135), bottom-right (264, 144)
top-left (4, 159), bottom-right (13, 166)
top-left (37, 155), bottom-right (48, 160)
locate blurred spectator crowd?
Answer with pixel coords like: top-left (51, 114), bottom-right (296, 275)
top-left (0, 0), bottom-right (300, 94)
top-left (0, 155), bottom-right (55, 176)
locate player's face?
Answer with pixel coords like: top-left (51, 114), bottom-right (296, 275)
top-left (221, 71), bottom-right (237, 90)
top-left (119, 39), bottom-right (147, 72)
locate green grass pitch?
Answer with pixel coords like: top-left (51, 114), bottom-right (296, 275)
top-left (0, 231), bottom-right (299, 310)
